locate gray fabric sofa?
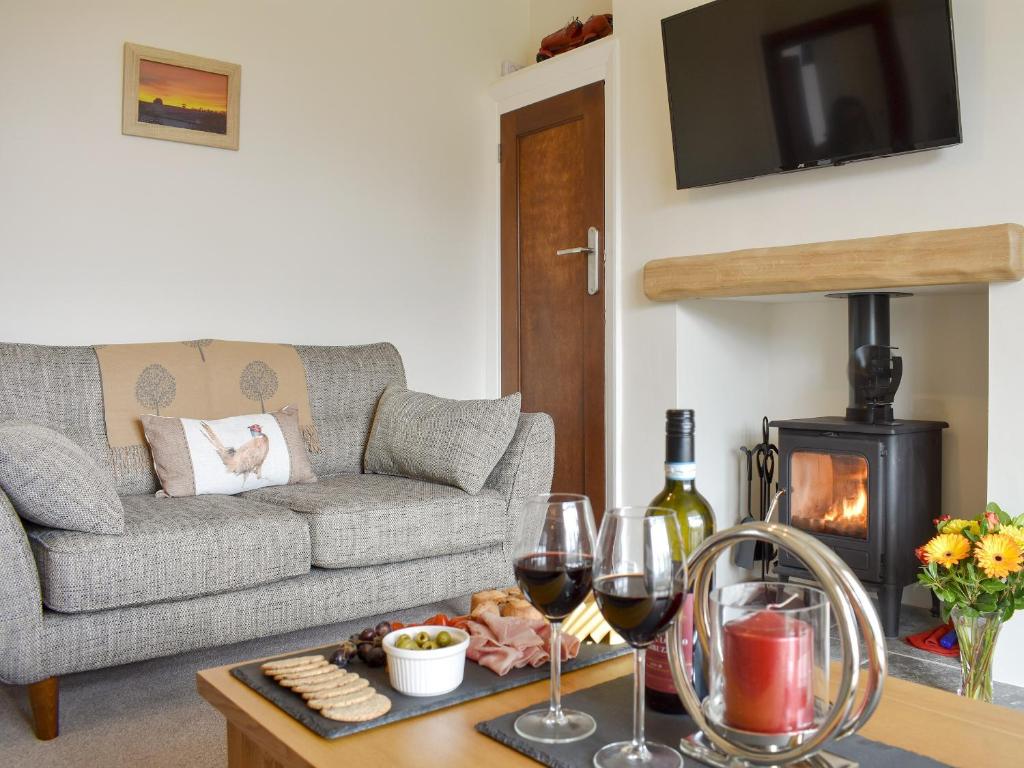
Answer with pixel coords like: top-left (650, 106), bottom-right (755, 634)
top-left (0, 341), bottom-right (554, 738)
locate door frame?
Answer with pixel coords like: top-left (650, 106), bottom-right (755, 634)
top-left (488, 38), bottom-right (621, 510)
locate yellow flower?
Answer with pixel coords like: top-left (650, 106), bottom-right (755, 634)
top-left (974, 534), bottom-right (1023, 579)
top-left (942, 518), bottom-right (981, 537)
top-left (923, 534), bottom-right (972, 568)
top-left (998, 524), bottom-right (1024, 550)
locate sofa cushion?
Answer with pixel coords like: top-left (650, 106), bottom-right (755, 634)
top-left (0, 421), bottom-right (125, 534)
top-left (364, 385), bottom-right (521, 494)
top-left (142, 406), bottom-right (317, 497)
top-left (296, 343), bottom-right (407, 478)
top-left (244, 473), bottom-right (507, 568)
top-left (27, 494), bottom-right (311, 613)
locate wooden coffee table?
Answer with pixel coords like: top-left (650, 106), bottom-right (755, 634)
top-left (198, 652), bottom-right (1024, 768)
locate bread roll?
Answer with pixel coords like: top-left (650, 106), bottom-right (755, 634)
top-left (471, 590), bottom-right (508, 612)
top-left (501, 598), bottom-right (543, 621)
top-left (471, 600), bottom-right (502, 618)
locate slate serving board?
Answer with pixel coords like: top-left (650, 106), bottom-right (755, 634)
top-left (477, 675), bottom-right (951, 768)
top-left (231, 641), bottom-right (629, 740)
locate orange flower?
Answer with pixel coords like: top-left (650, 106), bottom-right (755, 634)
top-left (974, 534), bottom-right (1023, 579)
top-left (999, 525), bottom-right (1024, 550)
top-left (922, 534), bottom-right (971, 568)
top-left (942, 518), bottom-right (981, 537)
top-left (914, 545), bottom-right (928, 564)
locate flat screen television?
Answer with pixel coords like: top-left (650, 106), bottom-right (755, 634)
top-left (662, 0), bottom-right (961, 189)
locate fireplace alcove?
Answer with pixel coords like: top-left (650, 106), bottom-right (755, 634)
top-left (645, 223), bottom-right (1019, 639)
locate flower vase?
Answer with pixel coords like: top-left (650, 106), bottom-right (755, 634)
top-left (951, 607), bottom-right (1002, 703)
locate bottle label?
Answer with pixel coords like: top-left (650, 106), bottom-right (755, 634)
top-left (665, 462), bottom-right (696, 481)
top-left (645, 594), bottom-right (694, 694)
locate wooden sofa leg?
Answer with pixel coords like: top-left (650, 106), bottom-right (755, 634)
top-left (28, 677), bottom-right (59, 740)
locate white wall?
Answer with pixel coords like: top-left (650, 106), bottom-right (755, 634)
top-left (0, 0), bottom-right (531, 399)
top-left (988, 281), bottom-right (1024, 685)
top-left (612, 0), bottom-right (1024, 683)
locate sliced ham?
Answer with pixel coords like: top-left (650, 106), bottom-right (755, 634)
top-left (465, 613), bottom-right (582, 676)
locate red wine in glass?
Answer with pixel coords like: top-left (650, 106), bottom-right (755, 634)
top-left (514, 552), bottom-right (594, 621)
top-left (593, 507), bottom-right (686, 768)
top-left (511, 494), bottom-right (598, 745)
top-left (593, 573), bottom-right (683, 647)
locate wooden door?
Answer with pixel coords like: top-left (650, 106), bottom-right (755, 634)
top-left (501, 82), bottom-right (605, 516)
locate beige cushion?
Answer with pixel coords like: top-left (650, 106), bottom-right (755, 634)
top-left (142, 405), bottom-right (317, 497)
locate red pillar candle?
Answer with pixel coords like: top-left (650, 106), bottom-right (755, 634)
top-left (722, 609), bottom-right (814, 734)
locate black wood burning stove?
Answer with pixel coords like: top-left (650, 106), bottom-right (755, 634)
top-left (772, 293), bottom-right (947, 637)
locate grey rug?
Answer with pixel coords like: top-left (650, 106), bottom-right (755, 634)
top-left (0, 597), bottom-right (469, 768)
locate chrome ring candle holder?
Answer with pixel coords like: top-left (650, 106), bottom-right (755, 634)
top-left (667, 522), bottom-right (887, 767)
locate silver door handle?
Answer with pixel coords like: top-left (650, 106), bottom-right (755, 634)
top-left (555, 226), bottom-right (600, 295)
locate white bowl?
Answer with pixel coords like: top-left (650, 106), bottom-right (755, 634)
top-left (382, 625), bottom-right (470, 697)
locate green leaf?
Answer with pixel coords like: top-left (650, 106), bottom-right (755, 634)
top-left (981, 579), bottom-right (1007, 594)
top-left (1013, 513), bottom-right (1024, 528)
top-left (940, 601), bottom-right (952, 622)
top-left (1002, 603), bottom-right (1016, 622)
top-left (976, 594), bottom-right (998, 612)
top-left (927, 562), bottom-right (938, 578)
top-left (1014, 595), bottom-right (1024, 610)
top-left (964, 528), bottom-right (980, 543)
top-left (987, 501), bottom-right (1004, 515)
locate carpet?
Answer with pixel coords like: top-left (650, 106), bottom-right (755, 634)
top-left (0, 596), bottom-right (469, 768)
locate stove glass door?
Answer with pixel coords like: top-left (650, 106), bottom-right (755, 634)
top-left (789, 451), bottom-right (868, 539)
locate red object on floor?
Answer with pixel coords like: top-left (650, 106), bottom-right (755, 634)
top-left (904, 622), bottom-right (960, 657)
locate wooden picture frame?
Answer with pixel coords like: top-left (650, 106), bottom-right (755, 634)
top-left (122, 43), bottom-right (240, 150)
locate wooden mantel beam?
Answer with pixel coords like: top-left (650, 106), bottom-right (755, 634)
top-left (643, 223), bottom-right (1024, 301)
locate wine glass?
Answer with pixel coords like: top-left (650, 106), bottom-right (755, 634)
top-left (593, 507), bottom-right (686, 768)
top-left (512, 493), bottom-right (598, 743)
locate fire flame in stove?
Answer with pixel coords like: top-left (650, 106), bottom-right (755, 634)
top-left (791, 453), bottom-right (869, 539)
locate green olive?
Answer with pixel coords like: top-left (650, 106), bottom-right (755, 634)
top-left (414, 631), bottom-right (431, 646)
top-left (423, 641), bottom-right (439, 650)
top-left (435, 631), bottom-right (453, 648)
top-left (396, 634), bottom-right (412, 645)
top-left (397, 638), bottom-right (416, 650)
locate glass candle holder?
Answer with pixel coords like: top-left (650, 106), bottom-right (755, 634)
top-left (706, 583), bottom-right (829, 742)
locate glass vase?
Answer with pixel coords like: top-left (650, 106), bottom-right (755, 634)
top-left (951, 607), bottom-right (1002, 703)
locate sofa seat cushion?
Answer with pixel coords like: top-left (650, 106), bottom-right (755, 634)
top-left (27, 494), bottom-right (311, 613)
top-left (244, 473), bottom-right (507, 569)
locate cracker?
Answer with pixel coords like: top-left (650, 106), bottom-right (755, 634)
top-left (291, 672), bottom-right (358, 694)
top-left (272, 663), bottom-right (336, 681)
top-left (309, 686), bottom-right (376, 711)
top-left (269, 660), bottom-right (331, 679)
top-left (301, 676), bottom-right (369, 700)
top-left (260, 655), bottom-right (325, 672)
top-left (320, 693), bottom-right (392, 722)
top-left (278, 669), bottom-right (347, 688)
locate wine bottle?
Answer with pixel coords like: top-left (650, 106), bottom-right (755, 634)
top-left (645, 409), bottom-right (716, 715)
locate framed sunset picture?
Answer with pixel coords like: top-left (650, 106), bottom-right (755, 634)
top-left (122, 43), bottom-right (240, 150)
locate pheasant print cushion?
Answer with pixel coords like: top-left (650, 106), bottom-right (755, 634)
top-left (141, 405), bottom-right (317, 497)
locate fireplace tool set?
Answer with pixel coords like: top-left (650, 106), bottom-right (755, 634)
top-left (668, 522), bottom-right (886, 768)
top-left (734, 417), bottom-right (779, 576)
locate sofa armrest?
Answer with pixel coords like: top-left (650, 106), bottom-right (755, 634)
top-left (483, 412), bottom-right (555, 563)
top-left (0, 487), bottom-right (46, 684)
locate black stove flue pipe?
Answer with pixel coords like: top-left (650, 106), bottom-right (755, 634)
top-left (829, 291), bottom-right (908, 424)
